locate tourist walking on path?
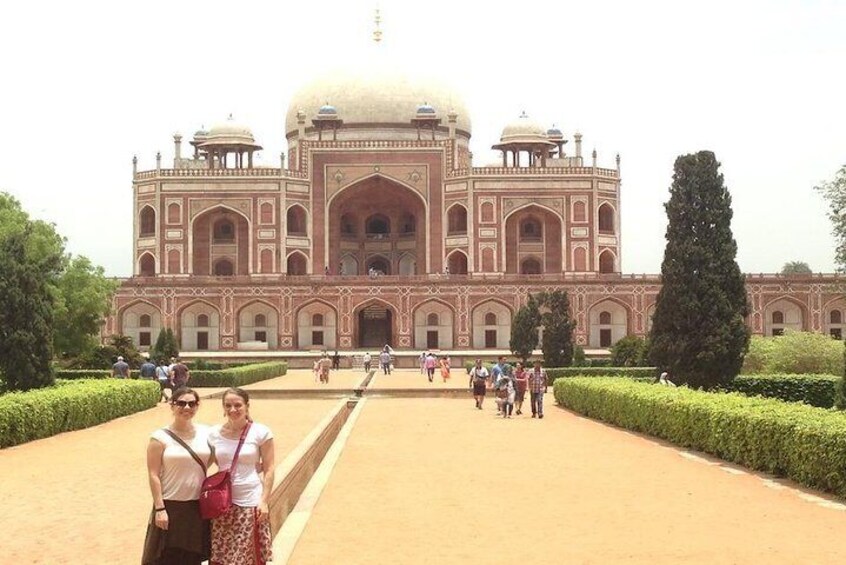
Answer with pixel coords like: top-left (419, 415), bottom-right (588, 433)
top-left (142, 387), bottom-right (211, 565)
top-left (170, 358), bottom-right (190, 390)
top-left (468, 359), bottom-right (489, 410)
top-left (362, 352), bottom-right (372, 372)
top-left (419, 351), bottom-right (427, 374)
top-left (208, 388), bottom-right (275, 565)
top-left (380, 348), bottom-right (392, 375)
top-left (319, 353), bottom-right (332, 384)
top-left (140, 359), bottom-right (157, 381)
top-left (529, 360), bottom-right (548, 418)
top-left (490, 356), bottom-right (506, 414)
top-left (155, 360), bottom-right (173, 402)
top-left (425, 352), bottom-right (437, 382)
top-left (112, 355), bottom-right (130, 379)
top-left (439, 355), bottom-right (451, 382)
top-left (513, 362), bottom-right (528, 415)
top-left (495, 367), bottom-right (516, 418)
top-left (332, 350), bottom-right (341, 370)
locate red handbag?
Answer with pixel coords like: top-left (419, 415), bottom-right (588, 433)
top-left (200, 421), bottom-right (251, 520)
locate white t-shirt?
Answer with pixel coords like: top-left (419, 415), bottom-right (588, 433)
top-left (151, 425), bottom-right (212, 501)
top-left (208, 422), bottom-right (273, 507)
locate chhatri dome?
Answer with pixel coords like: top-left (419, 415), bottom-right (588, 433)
top-left (285, 23), bottom-right (471, 141)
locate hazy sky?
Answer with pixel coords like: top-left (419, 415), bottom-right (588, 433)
top-left (1, 0), bottom-right (843, 277)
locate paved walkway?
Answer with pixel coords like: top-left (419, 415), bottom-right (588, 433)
top-left (369, 367), bottom-right (472, 390)
top-left (288, 398), bottom-right (846, 564)
top-left (245, 368), bottom-right (366, 391)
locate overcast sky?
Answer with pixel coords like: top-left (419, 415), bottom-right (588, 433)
top-left (1, 0), bottom-right (843, 277)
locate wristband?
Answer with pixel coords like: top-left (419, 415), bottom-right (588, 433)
top-left (154, 507), bottom-right (166, 512)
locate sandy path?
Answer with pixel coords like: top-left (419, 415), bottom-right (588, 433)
top-left (369, 367), bottom-right (472, 390)
top-left (247, 368), bottom-right (366, 390)
top-left (0, 397), bottom-right (339, 564)
top-left (289, 397), bottom-right (846, 564)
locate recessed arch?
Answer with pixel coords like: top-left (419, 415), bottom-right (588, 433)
top-left (167, 202), bottom-right (181, 224)
top-left (573, 246), bottom-right (587, 271)
top-left (237, 299), bottom-right (279, 349)
top-left (398, 253), bottom-right (416, 276)
top-left (119, 299), bottom-right (162, 351)
top-left (327, 172), bottom-right (429, 209)
top-left (588, 298), bottom-right (632, 348)
top-left (598, 249), bottom-right (616, 274)
top-left (598, 202), bottom-right (615, 233)
top-left (446, 250), bottom-right (468, 275)
top-left (762, 296), bottom-right (807, 335)
top-left (212, 258), bottom-right (234, 276)
top-left (138, 252), bottom-right (156, 276)
top-left (446, 203), bottom-right (468, 235)
top-left (504, 203), bottom-right (563, 274)
top-left (519, 216), bottom-right (543, 242)
top-left (520, 256), bottom-right (543, 275)
top-left (177, 299), bottom-right (221, 351)
top-left (286, 251), bottom-right (308, 275)
top-left (295, 299), bottom-right (339, 350)
top-left (139, 205), bottom-right (156, 237)
top-left (260, 202), bottom-right (273, 224)
top-left (286, 204), bottom-right (308, 236)
top-left (353, 298), bottom-right (398, 349)
top-left (471, 299), bottom-right (513, 348)
top-left (189, 205), bottom-right (251, 276)
top-left (366, 254), bottom-right (391, 276)
top-left (412, 298), bottom-right (456, 350)
top-left (823, 297), bottom-right (846, 339)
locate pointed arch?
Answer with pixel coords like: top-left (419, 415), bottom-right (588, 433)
top-left (237, 299), bottom-right (280, 349)
top-left (139, 205), bottom-right (156, 237)
top-left (286, 250), bottom-right (308, 275)
top-left (587, 298), bottom-right (632, 348)
top-left (398, 253), bottom-right (416, 276)
top-left (189, 204), bottom-right (251, 276)
top-left (328, 172), bottom-right (428, 209)
top-left (295, 299), bottom-right (339, 349)
top-left (118, 299), bottom-right (163, 351)
top-left (762, 296), bottom-right (807, 335)
top-left (353, 297), bottom-right (398, 348)
top-left (446, 249), bottom-right (468, 275)
top-left (471, 299), bottom-right (513, 348)
top-left (138, 252), bottom-right (156, 276)
top-left (167, 202), bottom-right (181, 224)
top-left (412, 298), bottom-right (456, 349)
top-left (446, 203), bottom-right (468, 235)
top-left (598, 249), bottom-right (616, 274)
top-left (573, 246), bottom-right (587, 271)
top-left (286, 204), bottom-right (308, 235)
top-left (598, 202), bottom-right (615, 233)
top-left (177, 299), bottom-right (221, 351)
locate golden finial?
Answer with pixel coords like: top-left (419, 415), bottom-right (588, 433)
top-left (373, 7), bottom-right (382, 43)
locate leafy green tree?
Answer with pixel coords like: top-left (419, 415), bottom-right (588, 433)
top-left (510, 294), bottom-right (540, 362)
top-left (815, 165), bottom-right (846, 271)
top-left (151, 328), bottom-right (180, 362)
top-left (0, 228), bottom-right (62, 390)
top-left (0, 193), bottom-right (66, 269)
top-left (610, 335), bottom-right (650, 367)
top-left (781, 261), bottom-right (812, 275)
top-left (741, 332), bottom-right (843, 375)
top-left (649, 151), bottom-right (750, 389)
top-left (538, 290), bottom-right (575, 367)
top-left (53, 256), bottom-right (119, 357)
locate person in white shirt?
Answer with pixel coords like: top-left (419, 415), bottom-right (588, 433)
top-left (142, 387), bottom-right (211, 565)
top-left (468, 359), bottom-right (490, 410)
top-left (207, 388), bottom-right (275, 564)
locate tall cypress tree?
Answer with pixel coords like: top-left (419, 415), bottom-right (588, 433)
top-left (649, 151), bottom-right (750, 389)
top-left (539, 290), bottom-right (575, 367)
top-left (510, 294), bottom-right (541, 362)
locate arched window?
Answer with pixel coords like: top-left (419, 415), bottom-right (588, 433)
top-left (139, 206), bottom-right (156, 236)
top-left (260, 203), bottom-right (273, 224)
top-left (365, 214), bottom-right (390, 236)
top-left (287, 205), bottom-right (307, 235)
top-left (312, 313), bottom-right (324, 326)
top-left (139, 254), bottom-right (155, 276)
top-left (772, 311), bottom-right (784, 324)
top-left (480, 201), bottom-right (494, 223)
top-left (259, 248), bottom-right (273, 274)
top-left (598, 204), bottom-right (614, 233)
top-left (447, 251), bottom-right (468, 275)
top-left (213, 259), bottom-right (234, 276)
top-left (197, 314), bottom-right (209, 327)
top-left (520, 217), bottom-right (542, 242)
top-left (573, 201), bottom-right (586, 223)
top-left (599, 311), bottom-right (612, 325)
top-left (484, 313), bottom-right (497, 325)
top-left (574, 247), bottom-right (587, 271)
top-left (427, 313), bottom-right (439, 326)
top-left (831, 310), bottom-right (842, 324)
top-left (447, 205), bottom-right (468, 234)
top-left (167, 249), bottom-right (181, 274)
top-left (598, 251), bottom-right (615, 274)
top-left (481, 247), bottom-right (495, 272)
top-left (139, 314), bottom-right (151, 327)
top-left (213, 219), bottom-right (235, 243)
top-left (255, 314), bottom-right (267, 327)
top-left (521, 257), bottom-right (542, 275)
top-left (167, 202), bottom-right (180, 224)
top-left (287, 253), bottom-right (307, 275)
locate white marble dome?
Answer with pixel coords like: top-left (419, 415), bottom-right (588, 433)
top-left (499, 112), bottom-right (549, 144)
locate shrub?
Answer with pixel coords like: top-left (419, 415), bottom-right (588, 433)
top-left (554, 377), bottom-right (846, 498)
top-left (741, 331), bottom-right (843, 375)
top-left (55, 369), bottom-right (110, 380)
top-left (610, 335), bottom-right (649, 367)
top-left (726, 374), bottom-right (839, 408)
top-left (188, 362), bottom-right (287, 387)
top-left (546, 367), bottom-right (656, 382)
top-left (0, 379), bottom-right (159, 448)
top-left (572, 346), bottom-right (588, 367)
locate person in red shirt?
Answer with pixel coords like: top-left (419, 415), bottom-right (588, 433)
top-left (528, 360), bottom-right (548, 419)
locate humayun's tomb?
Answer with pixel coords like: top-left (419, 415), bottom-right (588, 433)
top-left (104, 39), bottom-right (846, 356)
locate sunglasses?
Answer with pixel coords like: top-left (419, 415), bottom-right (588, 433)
top-left (173, 400), bottom-right (199, 409)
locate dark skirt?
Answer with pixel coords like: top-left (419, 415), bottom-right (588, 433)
top-left (142, 499), bottom-right (210, 565)
top-left (473, 380), bottom-right (487, 396)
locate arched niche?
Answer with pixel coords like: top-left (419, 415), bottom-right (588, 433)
top-left (179, 302), bottom-right (221, 351)
top-left (238, 301), bottom-right (279, 349)
top-left (763, 298), bottom-right (805, 336)
top-left (120, 302), bottom-right (162, 351)
top-left (287, 251), bottom-right (308, 275)
top-left (447, 204), bottom-right (468, 235)
top-left (413, 300), bottom-right (455, 350)
top-left (139, 253), bottom-right (156, 276)
top-left (588, 300), bottom-right (630, 348)
top-left (297, 302), bottom-right (337, 349)
top-left (447, 250), bottom-right (468, 275)
top-left (472, 301), bottom-right (512, 348)
top-left (287, 205), bottom-right (308, 235)
top-left (139, 206), bottom-right (156, 237)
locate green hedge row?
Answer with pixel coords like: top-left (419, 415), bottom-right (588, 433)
top-left (726, 374), bottom-right (840, 408)
top-left (189, 362), bottom-right (287, 387)
top-left (0, 379), bottom-right (159, 448)
top-left (56, 369), bottom-right (111, 380)
top-left (554, 377), bottom-right (846, 497)
top-left (547, 367), bottom-right (656, 381)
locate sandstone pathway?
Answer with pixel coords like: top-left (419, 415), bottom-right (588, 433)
top-left (288, 397), bottom-right (846, 564)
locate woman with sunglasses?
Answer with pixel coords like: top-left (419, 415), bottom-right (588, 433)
top-left (208, 387), bottom-right (275, 565)
top-left (142, 387), bottom-right (211, 565)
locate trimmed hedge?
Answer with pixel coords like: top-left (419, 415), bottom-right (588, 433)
top-left (56, 369), bottom-right (111, 380)
top-left (0, 379), bottom-right (159, 448)
top-left (554, 377), bottom-right (846, 497)
top-left (547, 367), bottom-right (656, 381)
top-left (189, 362), bottom-right (287, 387)
top-left (726, 374), bottom-right (840, 408)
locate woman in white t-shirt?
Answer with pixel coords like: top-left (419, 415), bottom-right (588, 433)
top-left (208, 388), bottom-right (276, 564)
top-left (142, 387), bottom-right (212, 565)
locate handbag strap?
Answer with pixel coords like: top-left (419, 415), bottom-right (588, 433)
top-left (162, 428), bottom-right (207, 472)
top-left (228, 420), bottom-right (252, 473)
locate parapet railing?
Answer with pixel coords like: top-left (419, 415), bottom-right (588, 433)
top-left (449, 166), bottom-right (619, 178)
top-left (134, 168), bottom-right (308, 180)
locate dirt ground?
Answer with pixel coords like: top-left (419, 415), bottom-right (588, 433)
top-left (289, 397), bottom-right (846, 564)
top-left (250, 367), bottom-right (367, 390)
top-left (369, 367), bottom-right (474, 389)
top-left (0, 393), bottom-right (339, 564)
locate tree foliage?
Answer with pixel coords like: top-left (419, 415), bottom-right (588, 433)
top-left (151, 328), bottom-right (180, 362)
top-left (781, 261), bottom-right (812, 275)
top-left (610, 335), bottom-right (650, 367)
top-left (815, 165), bottom-right (846, 272)
top-left (510, 294), bottom-right (540, 362)
top-left (538, 290), bottom-right (575, 367)
top-left (649, 151), bottom-right (750, 389)
top-left (741, 332), bottom-right (843, 375)
top-left (0, 228), bottom-right (62, 390)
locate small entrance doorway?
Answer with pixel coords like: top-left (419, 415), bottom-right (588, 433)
top-left (358, 305), bottom-right (392, 348)
top-left (197, 331), bottom-right (209, 351)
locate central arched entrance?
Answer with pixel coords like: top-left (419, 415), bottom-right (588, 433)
top-left (328, 175), bottom-right (427, 276)
top-left (357, 303), bottom-right (393, 348)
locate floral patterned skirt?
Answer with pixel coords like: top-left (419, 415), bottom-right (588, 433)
top-left (211, 505), bottom-right (272, 565)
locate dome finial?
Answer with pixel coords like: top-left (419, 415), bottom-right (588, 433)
top-left (373, 7), bottom-right (383, 43)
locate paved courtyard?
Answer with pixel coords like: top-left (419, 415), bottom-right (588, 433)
top-left (3, 369), bottom-right (846, 564)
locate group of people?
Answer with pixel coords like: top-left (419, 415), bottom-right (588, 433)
top-left (114, 356), bottom-right (191, 403)
top-left (419, 351), bottom-right (451, 383)
top-left (468, 356), bottom-right (548, 418)
top-left (143, 386), bottom-right (275, 564)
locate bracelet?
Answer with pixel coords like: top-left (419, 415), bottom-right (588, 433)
top-left (154, 507), bottom-right (166, 512)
